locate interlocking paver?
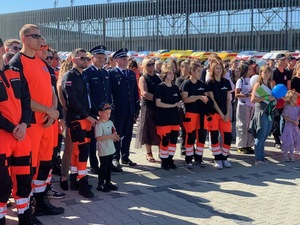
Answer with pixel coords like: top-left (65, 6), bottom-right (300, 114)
top-left (5, 135), bottom-right (300, 225)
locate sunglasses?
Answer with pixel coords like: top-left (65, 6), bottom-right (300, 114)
top-left (74, 56), bottom-right (91, 62)
top-left (40, 45), bottom-right (49, 50)
top-left (12, 46), bottom-right (22, 51)
top-left (46, 56), bottom-right (53, 60)
top-left (146, 63), bottom-right (155, 67)
top-left (24, 34), bottom-right (43, 39)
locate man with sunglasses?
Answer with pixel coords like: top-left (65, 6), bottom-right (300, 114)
top-left (36, 41), bottom-right (66, 200)
top-left (3, 39), bottom-right (22, 54)
top-left (84, 45), bottom-right (113, 174)
top-left (9, 24), bottom-right (64, 223)
top-left (108, 48), bottom-right (140, 171)
top-left (61, 48), bottom-right (98, 198)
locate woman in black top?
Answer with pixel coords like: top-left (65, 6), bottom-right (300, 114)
top-left (207, 60), bottom-right (232, 170)
top-left (181, 61), bottom-right (209, 169)
top-left (154, 66), bottom-right (182, 170)
top-left (136, 59), bottom-right (161, 162)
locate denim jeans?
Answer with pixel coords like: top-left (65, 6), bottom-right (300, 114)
top-left (254, 114), bottom-right (273, 161)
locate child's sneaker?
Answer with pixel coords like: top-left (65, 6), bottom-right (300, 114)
top-left (283, 156), bottom-right (290, 162)
top-left (96, 185), bottom-right (110, 192)
top-left (108, 183), bottom-right (118, 191)
top-left (290, 155), bottom-right (295, 162)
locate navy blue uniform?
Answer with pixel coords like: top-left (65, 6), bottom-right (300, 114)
top-left (109, 67), bottom-right (140, 162)
top-left (84, 65), bottom-right (112, 114)
top-left (84, 65), bottom-right (112, 171)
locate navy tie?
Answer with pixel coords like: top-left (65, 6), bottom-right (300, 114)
top-left (122, 70), bottom-right (127, 78)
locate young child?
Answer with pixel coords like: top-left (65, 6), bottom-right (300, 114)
top-left (95, 103), bottom-right (120, 192)
top-left (280, 90), bottom-right (300, 162)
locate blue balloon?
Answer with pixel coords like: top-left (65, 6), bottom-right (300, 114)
top-left (272, 84), bottom-right (287, 99)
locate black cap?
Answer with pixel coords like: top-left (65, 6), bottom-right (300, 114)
top-left (89, 45), bottom-right (106, 55)
top-left (112, 48), bottom-right (128, 59)
top-left (98, 102), bottom-right (112, 111)
top-left (275, 53), bottom-right (287, 60)
top-left (287, 55), bottom-right (296, 61)
top-left (244, 59), bottom-right (256, 65)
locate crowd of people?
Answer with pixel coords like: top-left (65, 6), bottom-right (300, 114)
top-left (0, 23), bottom-right (300, 225)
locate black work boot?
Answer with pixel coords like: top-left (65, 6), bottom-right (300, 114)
top-left (0, 217), bottom-right (5, 225)
top-left (78, 176), bottom-right (94, 198)
top-left (161, 158), bottom-right (170, 170)
top-left (168, 156), bottom-right (177, 169)
top-left (29, 197), bottom-right (43, 225)
top-left (33, 192), bottom-right (65, 216)
top-left (18, 208), bottom-right (32, 225)
top-left (70, 173), bottom-right (79, 190)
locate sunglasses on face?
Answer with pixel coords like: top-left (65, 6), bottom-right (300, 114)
top-left (40, 45), bottom-right (49, 50)
top-left (74, 56), bottom-right (90, 62)
top-left (12, 46), bottom-right (22, 51)
top-left (46, 56), bottom-right (53, 60)
top-left (24, 34), bottom-right (43, 39)
top-left (146, 63), bottom-right (155, 67)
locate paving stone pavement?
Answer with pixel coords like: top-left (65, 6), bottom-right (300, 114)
top-left (5, 132), bottom-right (300, 225)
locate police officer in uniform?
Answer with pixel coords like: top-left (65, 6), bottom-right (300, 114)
top-left (84, 45), bottom-right (113, 174)
top-left (109, 48), bottom-right (140, 171)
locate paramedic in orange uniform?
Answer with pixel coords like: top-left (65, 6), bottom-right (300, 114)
top-left (62, 48), bottom-right (98, 198)
top-left (9, 24), bottom-right (64, 219)
top-left (0, 38), bottom-right (33, 224)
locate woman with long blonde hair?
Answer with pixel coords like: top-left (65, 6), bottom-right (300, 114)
top-left (136, 58), bottom-right (162, 162)
top-left (207, 60), bottom-right (232, 169)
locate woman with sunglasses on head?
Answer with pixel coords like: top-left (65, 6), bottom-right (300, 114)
top-left (154, 66), bottom-right (182, 170)
top-left (235, 63), bottom-right (255, 154)
top-left (207, 60), bottom-right (233, 170)
top-left (136, 58), bottom-right (161, 162)
top-left (181, 61), bottom-right (210, 169)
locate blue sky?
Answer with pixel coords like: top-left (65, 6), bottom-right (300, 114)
top-left (0, 0), bottom-right (138, 14)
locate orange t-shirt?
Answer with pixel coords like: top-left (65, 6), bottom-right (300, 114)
top-left (10, 53), bottom-right (53, 124)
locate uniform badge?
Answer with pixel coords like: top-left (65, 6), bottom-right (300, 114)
top-left (66, 81), bottom-right (72, 86)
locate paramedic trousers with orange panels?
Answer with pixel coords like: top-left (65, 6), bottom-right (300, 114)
top-left (183, 112), bottom-right (208, 157)
top-left (208, 113), bottom-right (232, 160)
top-left (28, 123), bottom-right (54, 194)
top-left (0, 130), bottom-right (32, 219)
top-left (69, 119), bottom-right (92, 181)
top-left (156, 125), bottom-right (180, 159)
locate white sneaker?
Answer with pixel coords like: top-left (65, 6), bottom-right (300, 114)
top-left (185, 162), bottom-right (193, 169)
top-left (214, 160), bottom-right (223, 170)
top-left (222, 160), bottom-right (232, 168)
